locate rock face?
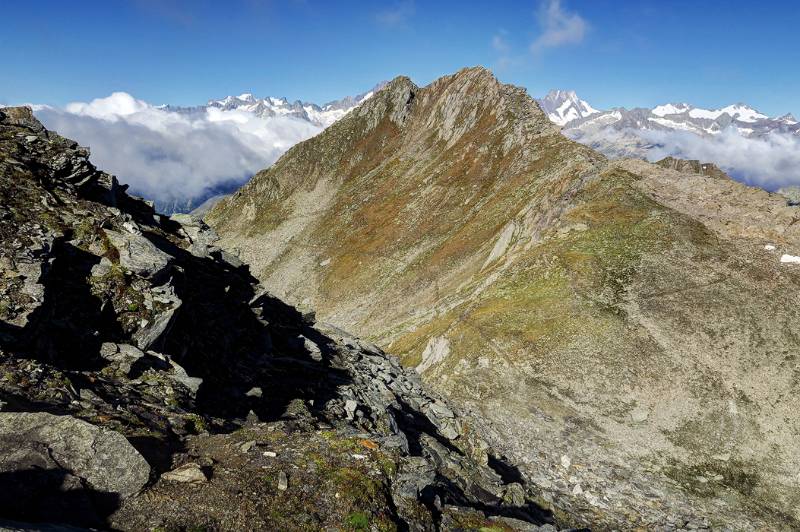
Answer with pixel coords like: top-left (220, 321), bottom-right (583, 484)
top-left (0, 107), bottom-right (556, 529)
top-left (207, 67), bottom-right (800, 529)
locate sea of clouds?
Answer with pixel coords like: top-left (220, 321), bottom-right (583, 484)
top-left (31, 92), bottom-right (322, 210)
top-left (638, 127), bottom-right (800, 190)
top-left (570, 126), bottom-right (800, 191)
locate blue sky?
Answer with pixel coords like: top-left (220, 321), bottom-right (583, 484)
top-left (2, 0), bottom-right (799, 115)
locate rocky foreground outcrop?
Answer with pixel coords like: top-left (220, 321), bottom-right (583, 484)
top-left (0, 107), bottom-right (566, 530)
top-left (207, 67), bottom-right (800, 529)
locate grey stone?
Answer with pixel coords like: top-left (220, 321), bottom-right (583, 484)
top-left (99, 342), bottom-right (119, 359)
top-left (277, 471), bottom-right (288, 491)
top-left (167, 357), bottom-right (203, 396)
top-left (344, 399), bottom-right (358, 420)
top-left (425, 401), bottom-right (455, 419)
top-left (100, 343), bottom-right (145, 375)
top-left (503, 482), bottom-right (527, 506)
top-left (133, 285), bottom-right (181, 351)
top-left (118, 343), bottom-right (146, 361)
top-left (169, 213), bottom-right (195, 226)
top-left (245, 387), bottom-right (263, 398)
top-left (489, 515), bottom-right (543, 531)
top-left (161, 463), bottom-right (207, 483)
top-left (171, 214), bottom-right (219, 257)
top-left (301, 335), bottom-right (322, 362)
top-left (393, 456), bottom-right (436, 499)
top-left (105, 229), bottom-right (171, 278)
top-left (217, 249), bottom-right (243, 268)
top-left (0, 412), bottom-right (149, 498)
top-left (90, 257), bottom-right (113, 278)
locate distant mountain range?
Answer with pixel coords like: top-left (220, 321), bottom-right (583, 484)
top-left (538, 89), bottom-right (799, 139)
top-left (167, 82), bottom-right (388, 128)
top-left (535, 90), bottom-right (800, 194)
top-left (537, 89), bottom-right (600, 126)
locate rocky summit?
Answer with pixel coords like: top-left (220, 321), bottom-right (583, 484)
top-left (0, 106), bottom-right (570, 530)
top-left (208, 67), bottom-right (800, 529)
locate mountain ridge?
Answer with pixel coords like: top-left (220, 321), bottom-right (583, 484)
top-left (207, 66), bottom-right (800, 529)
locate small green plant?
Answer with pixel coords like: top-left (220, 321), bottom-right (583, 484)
top-left (346, 512), bottom-right (370, 531)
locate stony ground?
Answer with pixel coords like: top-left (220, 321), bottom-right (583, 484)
top-left (208, 67), bottom-right (800, 529)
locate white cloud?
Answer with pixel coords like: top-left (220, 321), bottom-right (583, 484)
top-left (376, 1), bottom-right (415, 27)
top-left (531, 0), bottom-right (587, 53)
top-left (492, 33), bottom-right (510, 54)
top-left (637, 128), bottom-right (800, 190)
top-left (64, 92), bottom-right (151, 119)
top-left (568, 125), bottom-right (800, 190)
top-left (33, 92), bottom-right (322, 209)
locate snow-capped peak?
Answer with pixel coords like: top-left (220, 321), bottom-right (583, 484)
top-left (719, 103), bottom-right (768, 122)
top-left (538, 89), bottom-right (599, 126)
top-left (540, 89), bottom-right (799, 142)
top-left (688, 103), bottom-right (768, 122)
top-left (651, 103), bottom-right (692, 116)
top-left (196, 82), bottom-right (389, 129)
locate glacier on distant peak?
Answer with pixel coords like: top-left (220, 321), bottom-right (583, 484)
top-left (651, 103), bottom-right (691, 116)
top-left (539, 90), bottom-right (791, 138)
top-left (538, 89), bottom-right (800, 192)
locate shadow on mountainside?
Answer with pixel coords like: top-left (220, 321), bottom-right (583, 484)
top-left (0, 227), bottom-right (354, 427)
top-left (0, 469), bottom-right (120, 528)
top-left (0, 239), bottom-right (124, 370)
top-left (142, 230), bottom-right (352, 424)
top-left (0, 224), bottom-right (558, 528)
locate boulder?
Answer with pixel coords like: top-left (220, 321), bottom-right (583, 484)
top-left (104, 229), bottom-right (171, 278)
top-left (0, 412), bottom-right (150, 499)
top-left (170, 213), bottom-right (219, 258)
top-left (133, 283), bottom-right (181, 351)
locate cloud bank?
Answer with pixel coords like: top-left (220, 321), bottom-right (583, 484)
top-left (531, 0), bottom-right (587, 53)
top-left (639, 128), bottom-right (800, 190)
top-left (33, 92), bottom-right (322, 209)
top-left (573, 125), bottom-right (800, 191)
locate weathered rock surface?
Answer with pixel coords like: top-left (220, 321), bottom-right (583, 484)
top-left (0, 412), bottom-right (149, 497)
top-left (0, 412), bottom-right (149, 526)
top-left (0, 107), bottom-right (555, 530)
top-left (207, 67), bottom-right (800, 529)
